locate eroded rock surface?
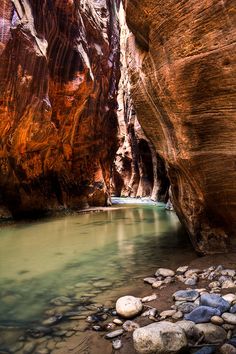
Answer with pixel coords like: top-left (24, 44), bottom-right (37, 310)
top-left (124, 0), bottom-right (236, 253)
top-left (0, 0), bottom-right (120, 217)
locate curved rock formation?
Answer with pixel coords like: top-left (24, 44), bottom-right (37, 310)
top-left (124, 0), bottom-right (236, 253)
top-left (0, 0), bottom-right (120, 217)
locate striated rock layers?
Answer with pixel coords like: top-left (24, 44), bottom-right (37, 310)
top-left (124, 0), bottom-right (236, 253)
top-left (0, 0), bottom-right (120, 217)
top-left (112, 6), bottom-right (169, 201)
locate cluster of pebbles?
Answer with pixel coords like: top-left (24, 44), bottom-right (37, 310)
top-left (95, 265), bottom-right (236, 353)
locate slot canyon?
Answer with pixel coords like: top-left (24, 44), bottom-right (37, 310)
top-left (0, 1), bottom-right (236, 353)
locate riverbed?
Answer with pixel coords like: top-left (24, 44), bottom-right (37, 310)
top-left (0, 198), bottom-right (197, 353)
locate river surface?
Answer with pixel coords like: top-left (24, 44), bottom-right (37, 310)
top-left (0, 198), bottom-right (196, 352)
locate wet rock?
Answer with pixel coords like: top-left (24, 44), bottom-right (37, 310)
top-left (35, 349), bottom-right (50, 354)
top-left (230, 305), bottom-right (236, 314)
top-left (223, 295), bottom-right (236, 304)
top-left (141, 294), bottom-right (157, 303)
top-left (211, 316), bottom-right (224, 325)
top-left (133, 322), bottom-right (187, 354)
top-left (222, 313), bottom-right (236, 325)
top-left (173, 290), bottom-right (199, 302)
top-left (195, 323), bottom-right (227, 344)
top-left (50, 297), bottom-right (71, 306)
top-left (177, 302), bottom-right (198, 314)
top-left (159, 310), bottom-right (176, 319)
top-left (143, 277), bottom-right (156, 285)
top-left (105, 329), bottom-right (124, 339)
top-left (220, 343), bottom-right (236, 354)
top-left (152, 281), bottom-right (163, 289)
top-left (172, 311), bottom-right (183, 320)
top-left (42, 315), bottom-right (62, 326)
top-left (26, 327), bottom-right (52, 338)
top-left (123, 320), bottom-right (140, 332)
top-left (116, 296), bottom-right (143, 318)
top-left (185, 306), bottom-right (221, 323)
top-left (141, 308), bottom-right (157, 318)
top-left (176, 266), bottom-right (189, 275)
top-left (112, 339), bottom-right (122, 350)
top-left (155, 268), bottom-right (175, 277)
top-left (93, 281), bottom-right (112, 288)
top-left (9, 342), bottom-right (24, 353)
top-left (200, 294), bottom-right (230, 313)
top-left (113, 319), bottom-right (123, 325)
top-left (23, 342), bottom-right (36, 354)
top-left (185, 276), bottom-right (198, 286)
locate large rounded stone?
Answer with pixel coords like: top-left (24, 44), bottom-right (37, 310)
top-left (133, 321), bottom-right (187, 354)
top-left (116, 296), bottom-right (143, 319)
top-left (195, 323), bottom-right (227, 344)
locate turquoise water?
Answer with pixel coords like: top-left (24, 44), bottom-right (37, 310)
top-left (0, 200), bottom-right (195, 333)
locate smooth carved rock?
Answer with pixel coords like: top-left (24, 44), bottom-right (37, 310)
top-left (124, 0), bottom-right (236, 253)
top-left (0, 0), bottom-right (121, 216)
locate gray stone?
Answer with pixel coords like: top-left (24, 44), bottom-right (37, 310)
top-left (185, 306), bottom-right (221, 323)
top-left (152, 281), bottom-right (163, 289)
top-left (133, 321), bottom-right (187, 354)
top-left (223, 294), bottom-right (236, 304)
top-left (141, 308), bottom-right (157, 317)
top-left (176, 266), bottom-right (189, 275)
top-left (230, 304), bottom-right (236, 314)
top-left (222, 313), bottom-right (236, 325)
top-left (173, 290), bottom-right (199, 302)
top-left (141, 294), bottom-right (157, 303)
top-left (177, 301), bottom-right (198, 314)
top-left (221, 270), bottom-right (236, 277)
top-left (113, 319), bottom-right (123, 325)
top-left (143, 277), bottom-right (156, 285)
top-left (116, 296), bottom-right (143, 318)
top-left (185, 276), bottom-right (198, 286)
top-left (222, 280), bottom-right (236, 289)
top-left (23, 342), bottom-right (36, 354)
top-left (195, 323), bottom-right (227, 344)
top-left (176, 320), bottom-right (203, 341)
top-left (200, 293), bottom-right (230, 313)
top-left (155, 268), bottom-right (175, 277)
top-left (105, 329), bottom-right (124, 339)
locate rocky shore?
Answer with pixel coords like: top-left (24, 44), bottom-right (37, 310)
top-left (92, 263), bottom-right (236, 353)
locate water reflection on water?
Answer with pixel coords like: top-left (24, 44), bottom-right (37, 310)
top-left (0, 201), bottom-right (195, 329)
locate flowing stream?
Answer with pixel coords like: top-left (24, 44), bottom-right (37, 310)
top-left (0, 198), bottom-right (196, 352)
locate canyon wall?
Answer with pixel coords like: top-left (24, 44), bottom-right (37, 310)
top-left (0, 0), bottom-right (120, 217)
top-left (124, 0), bottom-right (236, 253)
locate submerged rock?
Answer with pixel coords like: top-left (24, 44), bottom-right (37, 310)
top-left (116, 296), bottom-right (143, 318)
top-left (133, 321), bottom-right (187, 354)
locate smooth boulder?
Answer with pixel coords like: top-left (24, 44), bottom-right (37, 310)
top-left (200, 294), bottom-right (230, 314)
top-left (116, 296), bottom-right (143, 319)
top-left (195, 323), bottom-right (227, 344)
top-left (133, 322), bottom-right (187, 354)
top-left (185, 306), bottom-right (221, 323)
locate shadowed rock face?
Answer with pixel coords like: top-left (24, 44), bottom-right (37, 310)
top-left (124, 0), bottom-right (236, 253)
top-left (0, 0), bottom-right (120, 217)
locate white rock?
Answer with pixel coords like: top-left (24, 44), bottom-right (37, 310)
top-left (112, 339), bottom-right (122, 350)
top-left (176, 266), bottom-right (189, 274)
top-left (172, 310), bottom-right (183, 320)
top-left (185, 269), bottom-right (201, 278)
top-left (176, 320), bottom-right (202, 340)
top-left (152, 281), bottom-right (163, 289)
top-left (141, 308), bottom-right (157, 317)
top-left (105, 329), bottom-right (124, 339)
top-left (144, 277), bottom-right (156, 285)
top-left (221, 269), bottom-right (236, 277)
top-left (159, 309), bottom-right (176, 319)
top-left (222, 294), bottom-right (236, 304)
top-left (222, 280), bottom-right (235, 289)
top-left (222, 313), bottom-right (236, 325)
top-left (133, 322), bottom-right (187, 354)
top-left (116, 296), bottom-right (143, 319)
top-left (113, 319), bottom-right (123, 325)
top-left (155, 268), bottom-right (175, 277)
top-left (142, 294), bottom-right (157, 303)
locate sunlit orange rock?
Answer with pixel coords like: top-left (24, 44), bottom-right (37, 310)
top-left (124, 0), bottom-right (236, 253)
top-left (0, 0), bottom-right (120, 217)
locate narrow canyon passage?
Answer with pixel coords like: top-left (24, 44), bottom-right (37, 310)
top-left (0, 1), bottom-right (236, 353)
